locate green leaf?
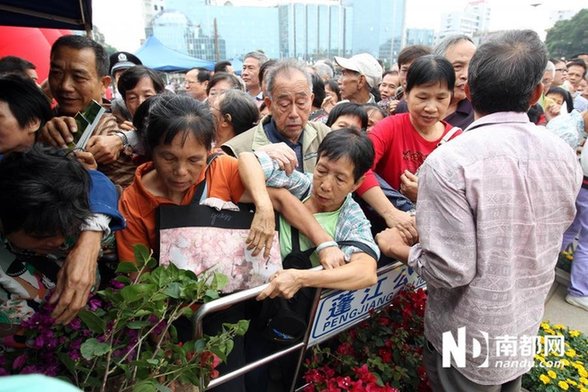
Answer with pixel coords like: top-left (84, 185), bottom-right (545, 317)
top-left (212, 272), bottom-right (228, 289)
top-left (132, 380), bottom-right (157, 392)
top-left (155, 384), bottom-right (173, 392)
top-left (163, 282), bottom-right (181, 299)
top-left (127, 320), bottom-right (152, 329)
top-left (225, 339), bottom-right (234, 356)
top-left (205, 289), bottom-right (219, 301)
top-left (57, 352), bottom-right (77, 376)
top-left (146, 358), bottom-right (159, 366)
top-left (180, 306), bottom-right (194, 318)
top-left (120, 283), bottom-right (155, 303)
top-left (235, 319), bottom-right (250, 336)
top-left (150, 267), bottom-right (166, 287)
top-left (116, 261), bottom-right (139, 274)
top-left (133, 309), bottom-right (152, 317)
top-left (77, 310), bottom-right (105, 334)
top-left (115, 275), bottom-right (132, 285)
top-left (133, 244), bottom-right (152, 266)
top-left (182, 269), bottom-right (198, 281)
top-left (169, 325), bottom-right (178, 342)
top-left (194, 339), bottom-right (206, 353)
top-left (80, 338), bottom-right (110, 360)
top-left (151, 293), bottom-right (168, 302)
top-left (146, 255), bottom-right (158, 269)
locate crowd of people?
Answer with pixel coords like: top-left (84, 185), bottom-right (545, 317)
top-left (0, 28), bottom-right (587, 391)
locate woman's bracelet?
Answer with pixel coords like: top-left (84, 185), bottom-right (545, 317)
top-left (316, 240), bottom-right (338, 253)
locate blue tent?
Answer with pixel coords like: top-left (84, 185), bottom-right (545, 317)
top-left (135, 36), bottom-right (214, 72)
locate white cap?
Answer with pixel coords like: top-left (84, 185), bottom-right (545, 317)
top-left (334, 53), bottom-right (383, 88)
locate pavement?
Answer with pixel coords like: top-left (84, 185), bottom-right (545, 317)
top-left (543, 269), bottom-right (588, 334)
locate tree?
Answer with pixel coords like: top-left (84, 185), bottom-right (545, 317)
top-left (545, 9), bottom-right (588, 59)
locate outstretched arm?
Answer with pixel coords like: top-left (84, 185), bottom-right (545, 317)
top-left (256, 252), bottom-right (377, 300)
top-left (240, 151), bottom-right (345, 268)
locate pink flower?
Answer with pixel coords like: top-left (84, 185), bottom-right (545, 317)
top-left (68, 318), bottom-right (81, 330)
top-left (336, 342), bottom-right (354, 356)
top-left (378, 316), bottom-right (391, 326)
top-left (337, 376), bottom-right (352, 389)
top-left (110, 279), bottom-right (125, 289)
top-left (12, 354), bottom-right (27, 370)
top-left (21, 365), bottom-right (42, 374)
top-left (355, 364), bottom-right (377, 384)
top-left (379, 348), bottom-right (392, 363)
top-left (304, 368), bottom-right (325, 385)
top-left (87, 298), bottom-right (102, 311)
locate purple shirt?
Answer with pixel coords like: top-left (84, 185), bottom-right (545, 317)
top-left (408, 111), bottom-right (582, 384)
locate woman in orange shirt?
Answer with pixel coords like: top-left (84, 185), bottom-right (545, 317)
top-left (116, 94), bottom-right (275, 264)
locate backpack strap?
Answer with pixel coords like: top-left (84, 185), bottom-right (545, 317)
top-left (336, 240), bottom-right (378, 261)
top-left (289, 227), bottom-right (378, 262)
top-left (437, 126), bottom-right (461, 147)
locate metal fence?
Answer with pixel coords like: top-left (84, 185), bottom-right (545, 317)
top-left (193, 261), bottom-right (426, 391)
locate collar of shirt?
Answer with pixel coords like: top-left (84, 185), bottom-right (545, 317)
top-left (255, 92), bottom-right (264, 101)
top-left (263, 118), bottom-right (303, 147)
top-left (465, 111), bottom-right (530, 132)
top-left (263, 118), bottom-right (305, 171)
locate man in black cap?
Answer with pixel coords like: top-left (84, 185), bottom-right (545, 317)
top-left (109, 51), bottom-right (142, 98)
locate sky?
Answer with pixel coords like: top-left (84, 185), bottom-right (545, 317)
top-left (93, 0), bottom-right (587, 52)
top-left (405, 0), bottom-right (586, 34)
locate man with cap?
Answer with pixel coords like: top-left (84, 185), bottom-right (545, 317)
top-left (334, 53), bottom-right (382, 104)
top-left (109, 51), bottom-right (142, 100)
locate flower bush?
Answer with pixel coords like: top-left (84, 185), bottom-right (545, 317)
top-left (557, 248), bottom-right (574, 274)
top-left (523, 322), bottom-right (588, 392)
top-left (1, 244), bottom-right (248, 392)
top-left (303, 287), bottom-right (430, 392)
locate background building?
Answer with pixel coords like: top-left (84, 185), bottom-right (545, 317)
top-left (278, 2), bottom-right (352, 60)
top-left (438, 0), bottom-right (490, 41)
top-left (166, 0), bottom-right (279, 59)
top-left (405, 28), bottom-right (434, 47)
top-left (144, 0), bottom-right (406, 63)
top-left (342, 0), bottom-right (406, 64)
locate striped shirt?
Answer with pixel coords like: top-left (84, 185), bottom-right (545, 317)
top-left (256, 151), bottom-right (379, 260)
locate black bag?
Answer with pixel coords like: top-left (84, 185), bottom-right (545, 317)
top-left (257, 227), bottom-right (378, 345)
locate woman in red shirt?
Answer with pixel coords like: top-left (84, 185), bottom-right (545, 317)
top-left (357, 55), bottom-right (462, 214)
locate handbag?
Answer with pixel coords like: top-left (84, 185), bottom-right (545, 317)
top-left (257, 226), bottom-right (378, 345)
top-left (157, 155), bottom-right (281, 293)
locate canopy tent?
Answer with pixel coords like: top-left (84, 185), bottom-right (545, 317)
top-left (0, 0), bottom-right (92, 33)
top-left (135, 36), bottom-right (214, 72)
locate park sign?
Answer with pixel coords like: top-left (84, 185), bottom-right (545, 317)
top-left (308, 262), bottom-right (426, 346)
